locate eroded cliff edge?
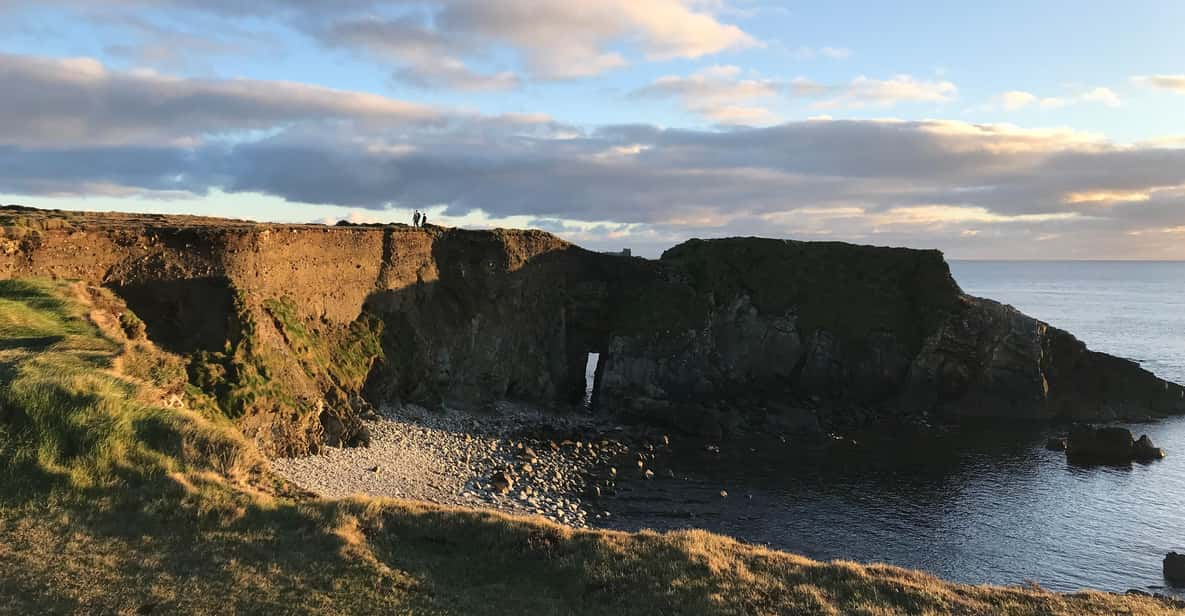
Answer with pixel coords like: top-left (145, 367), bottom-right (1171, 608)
top-left (3, 205), bottom-right (1182, 454)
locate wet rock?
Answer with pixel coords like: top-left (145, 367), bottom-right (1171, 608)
top-left (1165, 552), bottom-right (1185, 585)
top-left (1135, 435), bottom-right (1166, 460)
top-left (1067, 426), bottom-right (1165, 463)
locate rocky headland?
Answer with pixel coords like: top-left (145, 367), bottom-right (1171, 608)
top-left (3, 204), bottom-right (1182, 460)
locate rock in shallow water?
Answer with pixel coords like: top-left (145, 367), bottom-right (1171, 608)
top-left (1165, 552), bottom-right (1185, 585)
top-left (1065, 426), bottom-right (1165, 463)
top-left (1134, 435), bottom-right (1166, 460)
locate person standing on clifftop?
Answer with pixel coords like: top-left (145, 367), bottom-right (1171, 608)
top-left (421, 213), bottom-right (428, 227)
top-left (412, 210), bottom-right (421, 227)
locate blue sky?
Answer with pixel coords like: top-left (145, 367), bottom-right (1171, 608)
top-left (2, 1), bottom-right (1184, 258)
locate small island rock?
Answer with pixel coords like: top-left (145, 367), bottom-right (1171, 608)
top-left (1165, 552), bottom-right (1185, 585)
top-left (1066, 425), bottom-right (1165, 463)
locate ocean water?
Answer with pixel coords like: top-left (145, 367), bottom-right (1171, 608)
top-left (600, 261), bottom-right (1185, 595)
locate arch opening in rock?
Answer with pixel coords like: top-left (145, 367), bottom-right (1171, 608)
top-left (582, 352), bottom-right (601, 410)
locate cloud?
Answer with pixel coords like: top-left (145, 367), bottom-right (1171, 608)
top-left (323, 16), bottom-right (519, 91)
top-left (999, 91), bottom-right (1038, 111)
top-left (987, 87), bottom-right (1123, 112)
top-left (790, 75), bottom-right (957, 108)
top-left (3, 54), bottom-right (1185, 258)
top-left (784, 45), bottom-right (853, 60)
top-left (1, 0), bottom-right (754, 86)
top-left (0, 52), bottom-right (441, 146)
top-left (1133, 74), bottom-right (1185, 93)
top-left (637, 69), bottom-right (956, 121)
top-left (411, 0), bottom-right (756, 80)
top-left (631, 65), bottom-right (779, 124)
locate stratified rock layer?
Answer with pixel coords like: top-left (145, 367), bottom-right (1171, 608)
top-left (2, 205), bottom-right (1182, 453)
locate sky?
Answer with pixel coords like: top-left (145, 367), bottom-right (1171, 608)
top-left (1, 1), bottom-right (1184, 258)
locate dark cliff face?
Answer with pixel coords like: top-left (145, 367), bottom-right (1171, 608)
top-left (596, 238), bottom-right (963, 413)
top-left (2, 206), bottom-right (1182, 454)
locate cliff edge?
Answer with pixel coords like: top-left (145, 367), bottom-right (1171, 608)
top-left (2, 205), bottom-right (1181, 454)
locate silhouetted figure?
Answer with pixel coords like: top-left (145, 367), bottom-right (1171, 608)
top-left (413, 210), bottom-right (421, 227)
top-left (421, 213), bottom-right (428, 227)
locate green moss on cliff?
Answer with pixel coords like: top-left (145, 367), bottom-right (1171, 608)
top-left (187, 293), bottom-right (297, 420)
top-left (262, 296), bottom-right (383, 393)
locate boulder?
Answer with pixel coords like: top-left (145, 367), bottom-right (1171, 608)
top-left (1066, 426), bottom-right (1165, 463)
top-left (1134, 435), bottom-right (1166, 460)
top-left (321, 414), bottom-right (346, 448)
top-left (1045, 437), bottom-right (1067, 452)
top-left (1165, 552), bottom-right (1185, 585)
top-left (348, 424), bottom-right (372, 448)
top-left (490, 471), bottom-right (514, 494)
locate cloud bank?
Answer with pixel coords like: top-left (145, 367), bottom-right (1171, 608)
top-left (2, 53), bottom-right (1185, 258)
top-left (2, 0), bottom-right (755, 89)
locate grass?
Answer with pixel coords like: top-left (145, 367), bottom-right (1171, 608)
top-left (187, 291), bottom-right (300, 421)
top-left (0, 278), bottom-right (1182, 615)
top-left (262, 296), bottom-right (383, 394)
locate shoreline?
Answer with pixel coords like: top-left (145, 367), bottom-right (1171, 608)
top-left (271, 405), bottom-right (1185, 602)
top-left (270, 403), bottom-right (665, 528)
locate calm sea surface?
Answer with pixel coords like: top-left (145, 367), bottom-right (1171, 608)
top-left (600, 261), bottom-right (1185, 595)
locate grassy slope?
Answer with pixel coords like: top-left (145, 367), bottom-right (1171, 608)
top-left (0, 279), bottom-right (1179, 615)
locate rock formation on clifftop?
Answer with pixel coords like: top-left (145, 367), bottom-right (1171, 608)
top-left (2, 205), bottom-right (1182, 454)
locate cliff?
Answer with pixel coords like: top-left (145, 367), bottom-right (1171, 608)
top-left (2, 205), bottom-right (1182, 454)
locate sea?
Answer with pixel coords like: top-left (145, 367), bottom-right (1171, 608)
top-left (599, 261), bottom-right (1185, 595)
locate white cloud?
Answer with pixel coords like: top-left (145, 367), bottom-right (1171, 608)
top-left (785, 45), bottom-right (852, 60)
top-left (0, 0), bottom-right (755, 87)
top-left (790, 75), bottom-right (957, 109)
top-left (632, 65), bottom-right (780, 124)
top-left (1133, 75), bottom-right (1185, 93)
top-left (328, 0), bottom-right (756, 82)
top-left (323, 16), bottom-right (520, 91)
top-left (0, 53), bottom-right (445, 147)
top-left (990, 87), bottom-right (1122, 111)
top-left (999, 91), bottom-right (1038, 111)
